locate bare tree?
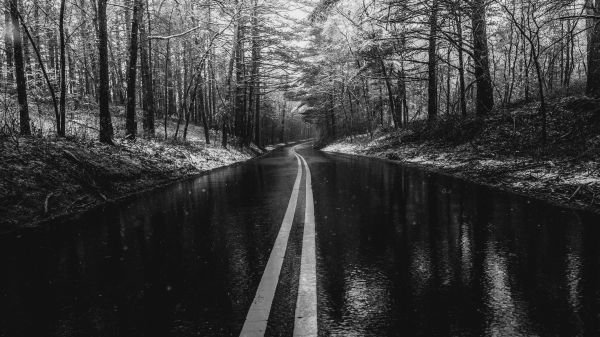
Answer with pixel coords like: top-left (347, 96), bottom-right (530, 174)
top-left (97, 0), bottom-right (114, 144)
top-left (428, 0), bottom-right (439, 122)
top-left (58, 0), bottom-right (67, 136)
top-left (587, 0), bottom-right (600, 97)
top-left (9, 0), bottom-right (29, 135)
top-left (471, 0), bottom-right (494, 116)
top-left (125, 0), bottom-right (142, 139)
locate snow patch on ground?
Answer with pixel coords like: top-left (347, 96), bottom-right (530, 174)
top-left (323, 142), bottom-right (365, 155)
top-left (323, 134), bottom-right (600, 210)
top-left (1, 108), bottom-right (258, 230)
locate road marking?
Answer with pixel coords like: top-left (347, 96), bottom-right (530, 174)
top-left (293, 153), bottom-right (318, 337)
top-left (239, 152), bottom-right (303, 337)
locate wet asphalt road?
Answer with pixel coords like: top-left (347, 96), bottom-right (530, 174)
top-left (1, 143), bottom-right (600, 337)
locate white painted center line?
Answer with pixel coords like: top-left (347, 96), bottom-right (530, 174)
top-left (239, 151), bottom-right (303, 337)
top-left (293, 152), bottom-right (318, 337)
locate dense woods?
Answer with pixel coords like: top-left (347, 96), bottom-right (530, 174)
top-left (0, 0), bottom-right (321, 228)
top-left (1, 0), bottom-right (314, 147)
top-left (2, 0), bottom-right (600, 226)
top-left (293, 0), bottom-right (600, 145)
top-left (3, 0), bottom-right (600, 146)
top-left (3, 2), bottom-right (600, 333)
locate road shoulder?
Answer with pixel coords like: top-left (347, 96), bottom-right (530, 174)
top-left (0, 135), bottom-right (267, 233)
top-left (323, 135), bottom-right (600, 214)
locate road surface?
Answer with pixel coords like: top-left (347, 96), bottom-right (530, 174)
top-left (1, 143), bottom-right (600, 336)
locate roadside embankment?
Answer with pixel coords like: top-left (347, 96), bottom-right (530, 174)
top-left (323, 96), bottom-right (600, 212)
top-left (0, 134), bottom-right (256, 232)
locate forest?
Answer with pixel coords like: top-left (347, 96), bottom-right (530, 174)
top-left (1, 0), bottom-right (315, 145)
top-left (302, 0), bottom-right (600, 211)
top-left (0, 0), bottom-right (314, 228)
top-left (296, 0), bottom-right (599, 141)
top-left (1, 0), bottom-right (600, 228)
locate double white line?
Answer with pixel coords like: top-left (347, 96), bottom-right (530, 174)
top-left (239, 147), bottom-right (317, 337)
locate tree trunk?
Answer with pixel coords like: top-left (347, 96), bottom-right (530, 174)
top-left (379, 58), bottom-right (398, 127)
top-left (125, 0), bottom-right (141, 139)
top-left (587, 0), bottom-right (600, 97)
top-left (427, 0), bottom-right (438, 122)
top-left (58, 0), bottom-right (67, 136)
top-left (234, 18), bottom-right (246, 139)
top-left (472, 0), bottom-right (494, 116)
top-left (254, 81), bottom-right (261, 147)
top-left (4, 0), bottom-right (13, 82)
top-left (183, 82), bottom-right (198, 141)
top-left (16, 6), bottom-right (60, 133)
top-left (10, 0), bottom-right (29, 135)
top-left (163, 38), bottom-right (170, 140)
top-left (223, 0), bottom-right (240, 148)
top-left (532, 51), bottom-right (547, 145)
top-left (138, 2), bottom-right (155, 137)
top-left (97, 0), bottom-right (114, 144)
top-left (199, 81), bottom-right (211, 144)
top-left (446, 45), bottom-right (451, 115)
top-left (250, 0), bottom-right (261, 146)
top-left (280, 104), bottom-right (286, 143)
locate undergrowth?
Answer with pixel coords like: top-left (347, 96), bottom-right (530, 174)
top-left (377, 95), bottom-right (600, 160)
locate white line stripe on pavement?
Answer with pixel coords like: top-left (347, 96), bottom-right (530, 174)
top-left (239, 152), bottom-right (303, 337)
top-left (293, 153), bottom-right (318, 337)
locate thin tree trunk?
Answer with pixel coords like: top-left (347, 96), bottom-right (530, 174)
top-left (4, 0), bottom-right (13, 82)
top-left (234, 17), bottom-right (246, 139)
top-left (223, 0), bottom-right (240, 148)
top-left (254, 81), bottom-right (261, 147)
top-left (587, 0), bottom-right (600, 97)
top-left (15, 7), bottom-right (59, 133)
top-left (455, 13), bottom-right (467, 117)
top-left (58, 0), bottom-right (67, 136)
top-left (97, 0), bottom-right (114, 144)
top-left (10, 0), bottom-right (29, 135)
top-left (379, 58), bottom-right (398, 127)
top-left (138, 2), bottom-right (155, 137)
top-left (446, 45), bottom-right (451, 115)
top-left (472, 0), bottom-right (495, 116)
top-left (250, 0), bottom-right (261, 146)
top-left (125, 0), bottom-right (141, 139)
top-left (183, 82), bottom-right (198, 141)
top-left (532, 51), bottom-right (547, 145)
top-left (428, 0), bottom-right (438, 122)
top-left (199, 81), bottom-right (210, 144)
top-left (164, 39), bottom-right (170, 140)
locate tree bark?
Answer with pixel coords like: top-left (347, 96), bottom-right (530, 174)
top-left (15, 6), bottom-right (60, 133)
top-left (163, 38), bottom-right (170, 140)
top-left (97, 0), bottom-right (114, 144)
top-left (9, 0), bottom-right (29, 135)
top-left (234, 17), bottom-right (246, 139)
top-left (125, 0), bottom-right (141, 139)
top-left (379, 58), bottom-right (398, 127)
top-left (254, 81), bottom-right (261, 146)
top-left (250, 0), bottom-right (261, 146)
top-left (223, 0), bottom-right (240, 148)
top-left (427, 0), bottom-right (438, 122)
top-left (138, 2), bottom-right (155, 137)
top-left (58, 0), bottom-right (67, 136)
top-left (472, 0), bottom-right (494, 116)
top-left (198, 80), bottom-right (211, 144)
top-left (446, 45), bottom-right (451, 115)
top-left (587, 0), bottom-right (600, 97)
top-left (4, 0), bottom-right (13, 82)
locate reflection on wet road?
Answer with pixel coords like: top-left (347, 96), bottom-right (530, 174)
top-left (1, 144), bottom-right (599, 336)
